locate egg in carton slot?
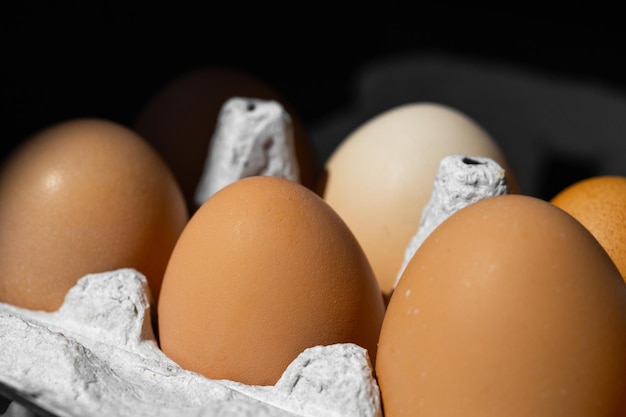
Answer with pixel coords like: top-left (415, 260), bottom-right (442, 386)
top-left (0, 95), bottom-right (383, 417)
top-left (0, 268), bottom-right (383, 417)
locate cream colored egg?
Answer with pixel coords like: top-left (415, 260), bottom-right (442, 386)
top-left (320, 102), bottom-right (517, 299)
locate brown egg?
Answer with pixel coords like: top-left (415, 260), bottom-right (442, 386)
top-left (134, 67), bottom-right (320, 212)
top-left (0, 118), bottom-right (188, 311)
top-left (551, 175), bottom-right (626, 281)
top-left (376, 194), bottom-right (626, 417)
top-left (158, 175), bottom-right (385, 386)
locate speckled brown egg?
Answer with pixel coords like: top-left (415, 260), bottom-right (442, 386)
top-left (551, 175), bottom-right (626, 281)
top-left (0, 118), bottom-right (188, 311)
top-left (376, 194), bottom-right (626, 417)
top-left (158, 175), bottom-right (385, 386)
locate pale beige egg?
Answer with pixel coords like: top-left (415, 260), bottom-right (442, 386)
top-left (320, 102), bottom-right (518, 299)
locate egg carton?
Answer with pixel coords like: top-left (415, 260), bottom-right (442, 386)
top-left (0, 269), bottom-right (381, 417)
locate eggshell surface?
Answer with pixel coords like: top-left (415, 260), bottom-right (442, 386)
top-left (376, 194), bottom-right (626, 417)
top-left (321, 102), bottom-right (518, 298)
top-left (158, 175), bottom-right (385, 386)
top-left (135, 67), bottom-right (320, 212)
top-left (550, 175), bottom-right (626, 281)
top-left (0, 118), bottom-right (188, 311)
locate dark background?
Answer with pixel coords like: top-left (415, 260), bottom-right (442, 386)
top-left (2, 2), bottom-right (625, 198)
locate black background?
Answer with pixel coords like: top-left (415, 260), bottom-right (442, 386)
top-left (2, 3), bottom-right (625, 180)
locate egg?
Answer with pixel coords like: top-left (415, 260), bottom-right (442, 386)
top-left (158, 175), bottom-right (385, 386)
top-left (320, 102), bottom-right (518, 299)
top-left (0, 118), bottom-right (188, 311)
top-left (134, 67), bottom-right (320, 212)
top-left (376, 194), bottom-right (626, 417)
top-left (550, 175), bottom-right (626, 280)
